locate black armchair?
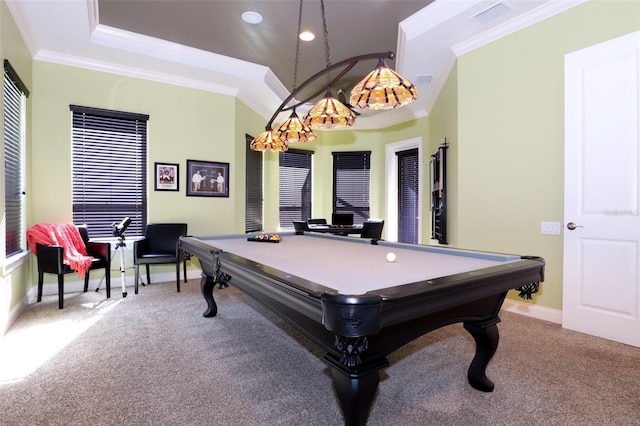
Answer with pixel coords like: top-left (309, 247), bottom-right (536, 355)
top-left (36, 225), bottom-right (111, 309)
top-left (133, 223), bottom-right (188, 294)
top-left (292, 220), bottom-right (310, 234)
top-left (361, 220), bottom-right (385, 242)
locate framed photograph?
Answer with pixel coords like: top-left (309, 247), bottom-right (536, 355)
top-left (186, 159), bottom-right (229, 197)
top-left (154, 162), bottom-right (179, 191)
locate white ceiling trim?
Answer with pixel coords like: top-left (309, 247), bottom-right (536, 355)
top-left (90, 24), bottom-right (270, 83)
top-left (87, 0), bottom-right (99, 34)
top-left (452, 0), bottom-right (587, 56)
top-left (400, 0), bottom-right (485, 41)
top-left (33, 49), bottom-right (239, 97)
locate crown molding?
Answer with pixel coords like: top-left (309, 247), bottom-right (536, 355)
top-left (452, 0), bottom-right (587, 56)
top-left (87, 0), bottom-right (100, 33)
top-left (90, 24), bottom-right (268, 82)
top-left (400, 0), bottom-right (485, 41)
top-left (34, 50), bottom-right (239, 97)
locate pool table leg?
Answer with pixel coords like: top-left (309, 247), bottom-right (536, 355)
top-left (463, 317), bottom-right (501, 392)
top-left (324, 352), bottom-right (389, 426)
top-left (200, 273), bottom-right (218, 318)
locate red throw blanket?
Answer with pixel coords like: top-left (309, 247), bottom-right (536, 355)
top-left (26, 223), bottom-right (93, 277)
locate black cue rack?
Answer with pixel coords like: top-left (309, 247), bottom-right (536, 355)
top-left (430, 141), bottom-right (448, 244)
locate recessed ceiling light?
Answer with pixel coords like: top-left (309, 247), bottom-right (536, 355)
top-left (241, 11), bottom-right (263, 24)
top-left (299, 31), bottom-right (315, 41)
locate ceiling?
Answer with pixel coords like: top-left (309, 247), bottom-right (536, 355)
top-left (98, 0), bottom-right (433, 103)
top-left (8, 0), bottom-right (583, 129)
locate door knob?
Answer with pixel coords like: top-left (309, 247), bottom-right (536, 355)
top-left (566, 222), bottom-right (584, 230)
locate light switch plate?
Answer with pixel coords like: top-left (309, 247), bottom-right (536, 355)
top-left (540, 221), bottom-right (561, 235)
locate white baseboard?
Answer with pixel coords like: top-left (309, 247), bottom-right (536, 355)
top-left (0, 297), bottom-right (28, 336)
top-left (502, 299), bottom-right (562, 324)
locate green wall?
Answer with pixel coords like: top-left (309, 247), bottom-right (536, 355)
top-left (456, 0), bottom-right (639, 309)
top-left (31, 61), bottom-right (241, 235)
top-left (428, 65), bottom-right (458, 245)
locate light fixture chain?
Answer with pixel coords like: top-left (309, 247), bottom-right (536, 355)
top-left (293, 0), bottom-right (304, 90)
top-left (320, 0), bottom-right (330, 67)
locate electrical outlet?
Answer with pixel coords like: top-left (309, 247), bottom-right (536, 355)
top-left (540, 221), bottom-right (561, 235)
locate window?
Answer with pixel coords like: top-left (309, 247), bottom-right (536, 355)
top-left (70, 105), bottom-right (148, 238)
top-left (332, 151), bottom-right (370, 225)
top-left (279, 149), bottom-right (312, 228)
top-left (4, 60), bottom-right (29, 257)
top-left (245, 134), bottom-right (263, 233)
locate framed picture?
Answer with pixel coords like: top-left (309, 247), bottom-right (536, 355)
top-left (154, 162), bottom-right (179, 191)
top-left (186, 159), bottom-right (229, 197)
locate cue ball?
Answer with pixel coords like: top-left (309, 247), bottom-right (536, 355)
top-left (386, 252), bottom-right (396, 263)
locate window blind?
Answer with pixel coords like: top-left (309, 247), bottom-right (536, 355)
top-left (70, 105), bottom-right (148, 238)
top-left (279, 149), bottom-right (312, 228)
top-left (4, 60), bottom-right (29, 257)
top-left (332, 151), bottom-right (371, 225)
top-left (397, 148), bottom-right (419, 244)
top-left (245, 134), bottom-right (263, 233)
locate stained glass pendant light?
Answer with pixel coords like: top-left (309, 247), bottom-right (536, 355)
top-left (250, 0), bottom-right (419, 151)
top-left (274, 109), bottom-right (316, 144)
top-left (304, 88), bottom-right (355, 129)
top-left (349, 57), bottom-right (419, 110)
top-left (249, 128), bottom-right (288, 152)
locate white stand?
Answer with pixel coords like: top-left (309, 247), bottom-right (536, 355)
top-left (114, 235), bottom-right (128, 297)
top-left (96, 234), bottom-right (141, 297)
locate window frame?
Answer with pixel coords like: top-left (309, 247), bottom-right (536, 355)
top-left (397, 148), bottom-right (419, 244)
top-left (332, 151), bottom-right (371, 225)
top-left (70, 105), bottom-right (149, 238)
top-left (279, 148), bottom-right (313, 228)
top-left (245, 134), bottom-right (264, 233)
top-left (4, 59), bottom-right (29, 265)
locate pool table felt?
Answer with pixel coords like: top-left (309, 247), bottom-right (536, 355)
top-left (198, 234), bottom-right (521, 295)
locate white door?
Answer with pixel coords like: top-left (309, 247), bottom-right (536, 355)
top-left (563, 31), bottom-right (640, 347)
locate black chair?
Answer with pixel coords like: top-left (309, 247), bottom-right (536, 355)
top-left (133, 223), bottom-right (188, 294)
top-left (361, 220), bottom-right (384, 242)
top-left (36, 225), bottom-right (111, 309)
top-left (292, 220), bottom-right (309, 234)
top-left (307, 218), bottom-right (327, 225)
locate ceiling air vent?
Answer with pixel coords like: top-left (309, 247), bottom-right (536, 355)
top-left (472, 2), bottom-right (511, 25)
top-left (416, 75), bottom-right (433, 86)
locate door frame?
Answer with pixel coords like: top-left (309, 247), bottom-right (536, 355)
top-left (385, 137), bottom-right (423, 243)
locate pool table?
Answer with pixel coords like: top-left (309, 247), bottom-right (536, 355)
top-left (179, 232), bottom-right (544, 426)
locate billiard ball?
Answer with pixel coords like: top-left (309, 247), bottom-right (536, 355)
top-left (386, 252), bottom-right (396, 263)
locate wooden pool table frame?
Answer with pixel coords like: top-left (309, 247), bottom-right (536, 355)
top-left (179, 234), bottom-right (545, 426)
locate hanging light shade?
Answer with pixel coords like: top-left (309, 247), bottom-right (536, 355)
top-left (304, 89), bottom-right (356, 129)
top-left (349, 58), bottom-right (418, 110)
top-left (274, 109), bottom-right (316, 144)
top-left (250, 128), bottom-right (288, 152)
